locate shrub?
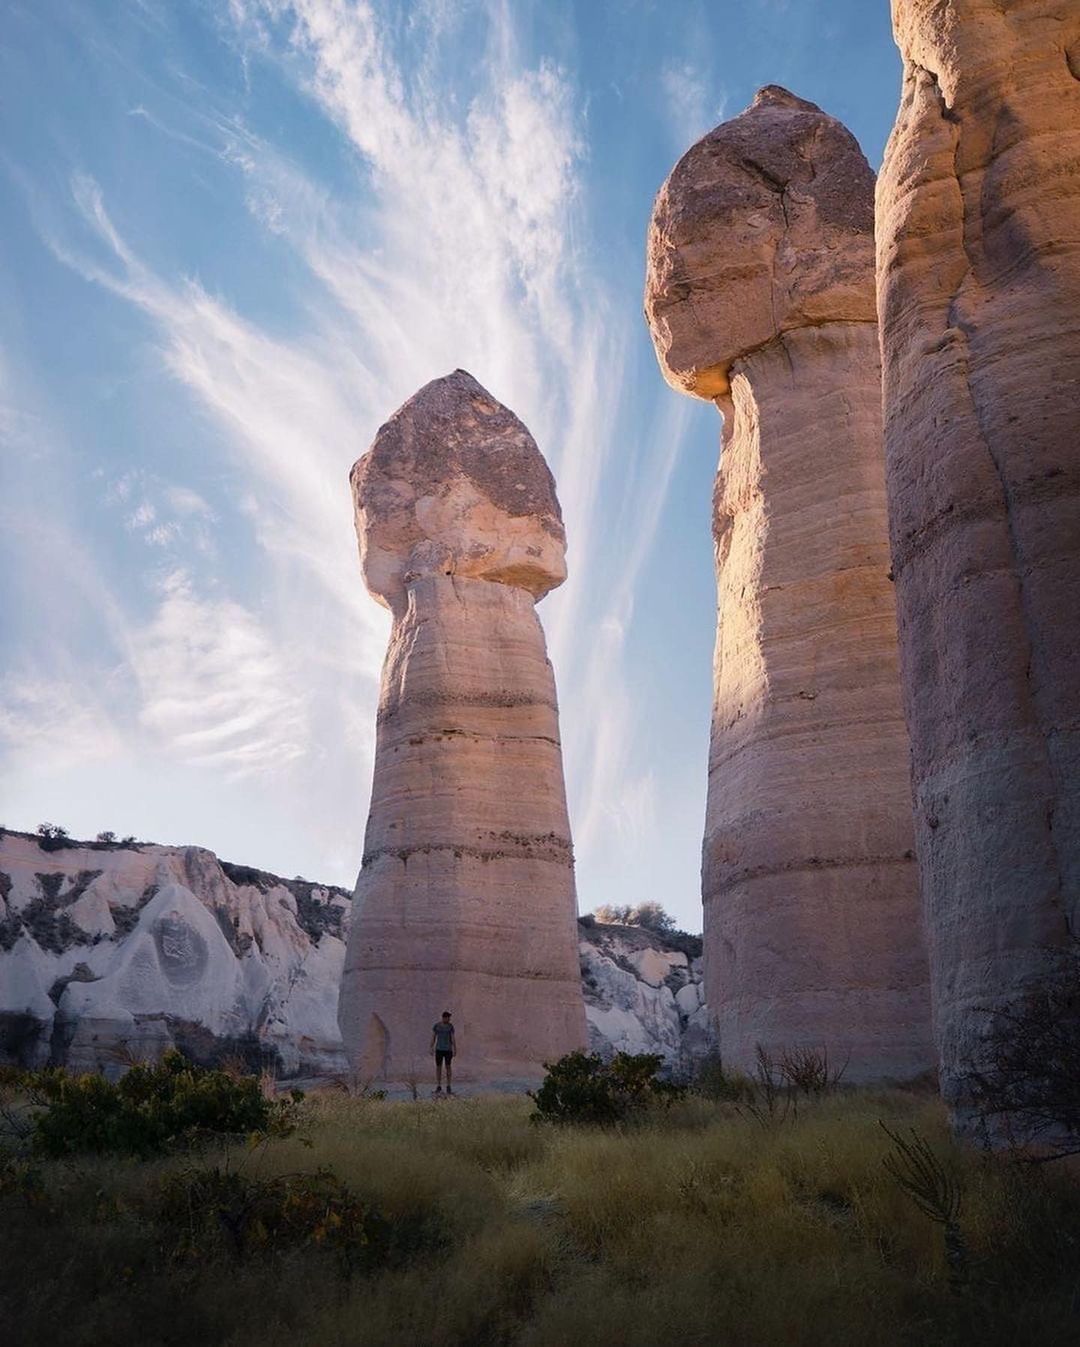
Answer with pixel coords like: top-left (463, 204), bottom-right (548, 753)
top-left (155, 1160), bottom-right (374, 1275)
top-left (966, 942), bottom-right (1080, 1156)
top-left (590, 902), bottom-right (701, 951)
top-left (593, 903), bottom-right (632, 924)
top-left (778, 1044), bottom-right (849, 1096)
top-left (35, 824), bottom-right (70, 853)
top-left (94, 831), bottom-right (116, 844)
top-left (881, 1122), bottom-right (968, 1292)
top-left (18, 1050), bottom-right (303, 1158)
top-left (627, 900), bottom-right (675, 933)
top-left (530, 1051), bottom-right (683, 1125)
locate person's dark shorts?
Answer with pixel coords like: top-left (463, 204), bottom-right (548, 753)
top-left (435, 1049), bottom-right (454, 1066)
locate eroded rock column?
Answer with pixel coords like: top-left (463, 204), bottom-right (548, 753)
top-left (877, 3), bottom-right (1080, 1127)
top-left (338, 370), bottom-right (587, 1088)
top-left (645, 87), bottom-right (933, 1080)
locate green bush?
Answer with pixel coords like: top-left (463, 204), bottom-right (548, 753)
top-left (529, 1051), bottom-right (683, 1125)
top-left (35, 823), bottom-right (71, 852)
top-left (18, 1051), bottom-right (302, 1158)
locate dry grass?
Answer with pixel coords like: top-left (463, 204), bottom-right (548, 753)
top-left (3, 1086), bottom-right (1079, 1346)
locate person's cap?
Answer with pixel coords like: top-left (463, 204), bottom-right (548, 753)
top-left (442, 1011), bottom-right (451, 1018)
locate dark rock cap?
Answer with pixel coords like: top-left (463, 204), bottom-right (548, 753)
top-left (645, 85), bottom-right (877, 399)
top-left (351, 370), bottom-right (567, 611)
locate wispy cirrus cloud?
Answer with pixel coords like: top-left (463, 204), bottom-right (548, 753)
top-left (5, 0), bottom-right (692, 898)
top-left (660, 59), bottom-right (728, 152)
top-left (130, 569), bottom-right (309, 776)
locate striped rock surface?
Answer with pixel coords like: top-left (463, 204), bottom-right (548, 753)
top-left (645, 87), bottom-right (933, 1081)
top-left (338, 371), bottom-right (586, 1088)
top-left (877, 1), bottom-right (1080, 1133)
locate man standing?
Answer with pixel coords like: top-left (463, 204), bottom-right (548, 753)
top-left (431, 1011), bottom-right (456, 1096)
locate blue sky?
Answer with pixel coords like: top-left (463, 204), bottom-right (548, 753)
top-left (0, 1), bottom-right (901, 931)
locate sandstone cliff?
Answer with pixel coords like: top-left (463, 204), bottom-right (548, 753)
top-left (645, 87), bottom-right (933, 1081)
top-left (339, 370), bottom-right (587, 1088)
top-left (0, 830), bottom-right (705, 1078)
top-left (877, 1), bottom-right (1080, 1130)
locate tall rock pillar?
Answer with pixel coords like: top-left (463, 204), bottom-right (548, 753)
top-left (338, 370), bottom-right (587, 1088)
top-left (645, 87), bottom-right (933, 1080)
top-left (877, 3), bottom-right (1080, 1129)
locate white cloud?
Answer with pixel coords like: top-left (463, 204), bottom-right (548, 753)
top-left (129, 570), bottom-right (310, 777)
top-left (0, 677), bottom-right (123, 773)
top-left (165, 485), bottom-right (215, 519)
top-left (660, 59), bottom-right (727, 151)
top-left (567, 396), bottom-right (696, 854)
top-left (15, 0), bottom-right (691, 897)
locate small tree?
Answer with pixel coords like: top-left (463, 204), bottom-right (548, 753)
top-left (593, 904), bottom-right (632, 925)
top-left (95, 831), bottom-right (117, 845)
top-left (966, 942), bottom-right (1080, 1157)
top-left (592, 902), bottom-right (676, 931)
top-left (35, 824), bottom-right (70, 853)
top-left (629, 901), bottom-right (675, 933)
top-left (881, 1122), bottom-right (967, 1293)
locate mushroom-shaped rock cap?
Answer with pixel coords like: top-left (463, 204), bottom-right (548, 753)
top-left (351, 369), bottom-right (567, 612)
top-left (645, 86), bottom-right (877, 399)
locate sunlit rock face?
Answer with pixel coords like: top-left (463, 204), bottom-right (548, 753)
top-left (645, 88), bottom-right (933, 1081)
top-left (877, 2), bottom-right (1080, 1130)
top-left (339, 370), bottom-right (587, 1089)
top-left (0, 831), bottom-right (349, 1076)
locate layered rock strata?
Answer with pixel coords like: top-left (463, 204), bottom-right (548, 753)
top-left (645, 87), bottom-right (933, 1081)
top-left (338, 370), bottom-right (587, 1088)
top-left (877, 3), bottom-right (1080, 1130)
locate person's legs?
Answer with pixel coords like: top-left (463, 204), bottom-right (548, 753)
top-left (445, 1055), bottom-right (453, 1094)
top-left (435, 1051), bottom-right (443, 1092)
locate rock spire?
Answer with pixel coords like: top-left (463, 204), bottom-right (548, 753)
top-left (877, 1), bottom-right (1080, 1134)
top-left (338, 370), bottom-right (587, 1088)
top-left (645, 87), bottom-right (933, 1080)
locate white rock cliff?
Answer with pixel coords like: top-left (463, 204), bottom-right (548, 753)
top-left (0, 831), bottom-right (705, 1078)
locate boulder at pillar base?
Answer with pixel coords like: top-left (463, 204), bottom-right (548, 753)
top-left (339, 371), bottom-right (587, 1089)
top-left (877, 1), bottom-right (1080, 1135)
top-left (645, 88), bottom-right (934, 1082)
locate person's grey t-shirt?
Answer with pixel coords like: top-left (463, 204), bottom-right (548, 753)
top-left (433, 1022), bottom-right (454, 1052)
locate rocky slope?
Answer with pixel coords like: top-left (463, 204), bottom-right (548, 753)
top-left (0, 830), bottom-right (707, 1079)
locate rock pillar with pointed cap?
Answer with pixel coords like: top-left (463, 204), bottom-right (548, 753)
top-left (338, 370), bottom-right (587, 1089)
top-left (645, 87), bottom-right (934, 1080)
